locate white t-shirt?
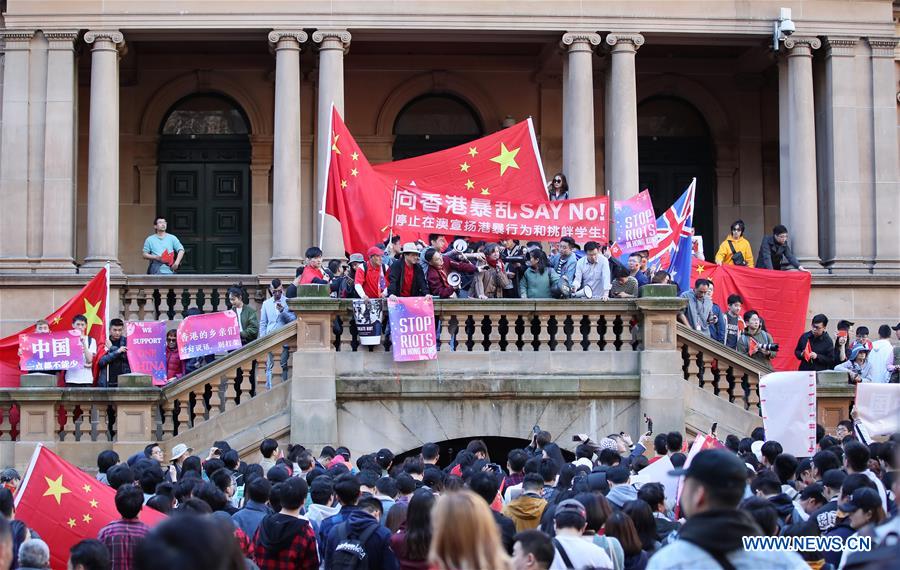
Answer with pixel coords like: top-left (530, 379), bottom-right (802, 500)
top-left (65, 337), bottom-right (97, 385)
top-left (550, 533), bottom-right (614, 570)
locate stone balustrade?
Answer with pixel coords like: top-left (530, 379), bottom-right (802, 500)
top-left (119, 276), bottom-right (269, 323)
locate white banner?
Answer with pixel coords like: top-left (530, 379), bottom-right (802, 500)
top-left (856, 383), bottom-right (900, 437)
top-left (759, 371), bottom-right (817, 457)
top-left (633, 455), bottom-right (679, 510)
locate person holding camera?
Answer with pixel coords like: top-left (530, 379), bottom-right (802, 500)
top-left (737, 310), bottom-right (778, 363)
top-left (715, 219), bottom-right (755, 267)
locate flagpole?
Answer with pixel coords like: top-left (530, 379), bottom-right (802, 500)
top-left (525, 117), bottom-right (548, 191)
top-left (104, 262), bottom-right (110, 335)
top-left (318, 102), bottom-right (336, 250)
top-left (13, 442), bottom-right (43, 510)
top-left (387, 179), bottom-right (399, 246)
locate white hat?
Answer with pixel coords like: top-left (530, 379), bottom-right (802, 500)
top-left (401, 242), bottom-right (420, 254)
top-left (750, 440), bottom-right (764, 463)
top-left (170, 443), bottom-right (193, 461)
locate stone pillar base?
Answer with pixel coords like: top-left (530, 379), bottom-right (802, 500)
top-left (81, 258), bottom-right (123, 274)
top-left (826, 258), bottom-right (873, 273)
top-left (639, 350), bottom-right (686, 435)
top-left (872, 259), bottom-right (900, 273)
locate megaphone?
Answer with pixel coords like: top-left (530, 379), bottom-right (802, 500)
top-left (447, 271), bottom-right (462, 288)
top-left (573, 286), bottom-right (593, 299)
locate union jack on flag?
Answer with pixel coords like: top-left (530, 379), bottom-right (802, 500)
top-left (646, 178), bottom-right (696, 292)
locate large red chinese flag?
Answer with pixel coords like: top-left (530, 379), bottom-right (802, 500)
top-left (0, 268), bottom-right (109, 388)
top-left (15, 445), bottom-right (166, 570)
top-left (690, 259), bottom-right (810, 372)
top-left (323, 106), bottom-right (548, 255)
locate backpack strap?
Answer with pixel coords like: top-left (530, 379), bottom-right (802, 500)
top-left (357, 522), bottom-right (380, 547)
top-left (728, 240), bottom-right (737, 255)
top-left (552, 538), bottom-right (575, 569)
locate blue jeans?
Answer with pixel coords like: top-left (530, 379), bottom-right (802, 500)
top-left (265, 345), bottom-right (289, 389)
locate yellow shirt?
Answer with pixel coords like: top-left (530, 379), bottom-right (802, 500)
top-left (715, 237), bottom-right (755, 267)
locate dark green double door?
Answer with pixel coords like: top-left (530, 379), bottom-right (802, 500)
top-left (158, 138), bottom-right (251, 274)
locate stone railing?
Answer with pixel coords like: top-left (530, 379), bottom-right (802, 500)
top-left (676, 323), bottom-right (772, 415)
top-left (321, 298), bottom-right (644, 353)
top-left (118, 276), bottom-right (270, 323)
top-left (155, 321), bottom-right (297, 440)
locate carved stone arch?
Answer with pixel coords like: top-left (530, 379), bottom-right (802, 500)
top-left (138, 70), bottom-right (271, 136)
top-left (374, 72), bottom-right (501, 137)
top-left (637, 73), bottom-right (733, 152)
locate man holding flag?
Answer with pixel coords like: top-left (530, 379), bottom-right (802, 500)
top-left (794, 314), bottom-right (835, 372)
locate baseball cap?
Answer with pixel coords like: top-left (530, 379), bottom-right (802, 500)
top-left (367, 246), bottom-right (383, 258)
top-left (838, 488), bottom-right (881, 513)
top-left (822, 469), bottom-right (847, 491)
top-left (837, 320), bottom-right (855, 331)
top-left (606, 465), bottom-right (630, 485)
top-left (669, 449), bottom-right (748, 492)
top-left (554, 498), bottom-right (587, 520)
top-left (799, 483), bottom-right (826, 503)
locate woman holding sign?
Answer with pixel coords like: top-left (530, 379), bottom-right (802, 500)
top-left (65, 314), bottom-right (97, 386)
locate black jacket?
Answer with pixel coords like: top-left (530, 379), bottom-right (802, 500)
top-left (324, 509), bottom-right (399, 570)
top-left (387, 258), bottom-right (428, 297)
top-left (757, 235), bottom-right (801, 270)
top-left (493, 510), bottom-right (517, 555)
top-left (794, 331), bottom-right (835, 371)
top-left (98, 336), bottom-right (130, 387)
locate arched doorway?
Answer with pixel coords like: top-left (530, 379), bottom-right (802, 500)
top-left (637, 97), bottom-right (716, 259)
top-left (393, 436), bottom-right (575, 470)
top-left (157, 94), bottom-right (251, 274)
top-left (392, 94), bottom-right (484, 160)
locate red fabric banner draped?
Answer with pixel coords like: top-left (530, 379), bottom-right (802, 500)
top-left (692, 260), bottom-right (810, 371)
top-left (15, 445), bottom-right (165, 570)
top-left (324, 107), bottom-right (549, 255)
top-left (0, 269), bottom-right (108, 388)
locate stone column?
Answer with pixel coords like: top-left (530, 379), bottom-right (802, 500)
top-left (312, 30), bottom-right (351, 258)
top-left (781, 37), bottom-right (821, 268)
top-left (868, 37), bottom-right (900, 272)
top-left (560, 32), bottom-right (600, 200)
top-left (41, 31), bottom-right (80, 271)
top-left (820, 37), bottom-right (866, 271)
top-left (604, 33), bottom-right (644, 227)
top-left (83, 30), bottom-right (124, 272)
top-left (268, 30), bottom-right (308, 272)
top-left (0, 30), bottom-right (34, 272)
top-left (636, 297), bottom-right (686, 435)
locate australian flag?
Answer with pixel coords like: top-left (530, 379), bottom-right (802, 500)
top-left (646, 178), bottom-right (696, 293)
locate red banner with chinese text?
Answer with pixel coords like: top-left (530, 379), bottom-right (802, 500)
top-left (391, 185), bottom-right (609, 243)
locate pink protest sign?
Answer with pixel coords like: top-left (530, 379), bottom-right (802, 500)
top-left (614, 190), bottom-right (658, 254)
top-left (176, 311), bottom-right (241, 360)
top-left (18, 330), bottom-right (84, 371)
top-left (126, 321), bottom-right (168, 385)
top-left (388, 297), bottom-right (437, 362)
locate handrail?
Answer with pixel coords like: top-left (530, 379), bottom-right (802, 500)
top-left (676, 323), bottom-right (772, 377)
top-left (161, 321), bottom-right (297, 402)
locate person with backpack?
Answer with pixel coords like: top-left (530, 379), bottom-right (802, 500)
top-left (548, 499), bottom-right (614, 569)
top-left (251, 477), bottom-right (318, 570)
top-left (323, 496), bottom-right (399, 570)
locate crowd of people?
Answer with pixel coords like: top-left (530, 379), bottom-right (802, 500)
top-left (0, 418), bottom-right (896, 570)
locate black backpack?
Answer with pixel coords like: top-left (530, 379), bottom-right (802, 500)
top-left (329, 520), bottom-right (380, 570)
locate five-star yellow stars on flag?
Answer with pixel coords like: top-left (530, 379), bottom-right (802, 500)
top-left (350, 167), bottom-right (359, 177)
top-left (43, 475), bottom-right (71, 505)
top-left (465, 179), bottom-right (475, 191)
top-left (331, 134), bottom-right (342, 154)
top-left (82, 514), bottom-right (92, 524)
top-left (52, 315), bottom-right (62, 325)
top-left (459, 162), bottom-right (470, 173)
top-left (468, 146), bottom-right (478, 158)
top-left (351, 151), bottom-right (359, 161)
top-left (481, 188), bottom-right (491, 195)
top-left (90, 499), bottom-right (99, 508)
top-left (67, 518), bottom-right (76, 528)
top-left (340, 180), bottom-right (348, 189)
top-left (83, 299), bottom-right (103, 336)
top-left (490, 143), bottom-right (520, 176)
top-left (82, 484), bottom-right (92, 493)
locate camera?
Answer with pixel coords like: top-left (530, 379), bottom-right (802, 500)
top-left (758, 342), bottom-right (779, 352)
top-left (780, 19), bottom-right (795, 36)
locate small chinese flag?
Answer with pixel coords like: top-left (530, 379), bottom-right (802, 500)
top-left (748, 337), bottom-right (759, 356)
top-left (802, 339), bottom-right (812, 362)
top-left (160, 249), bottom-right (175, 266)
top-left (15, 445), bottom-right (166, 570)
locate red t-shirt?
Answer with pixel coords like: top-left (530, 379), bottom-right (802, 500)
top-left (354, 264), bottom-right (384, 298)
top-left (299, 266), bottom-right (325, 285)
top-left (400, 262), bottom-right (414, 297)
